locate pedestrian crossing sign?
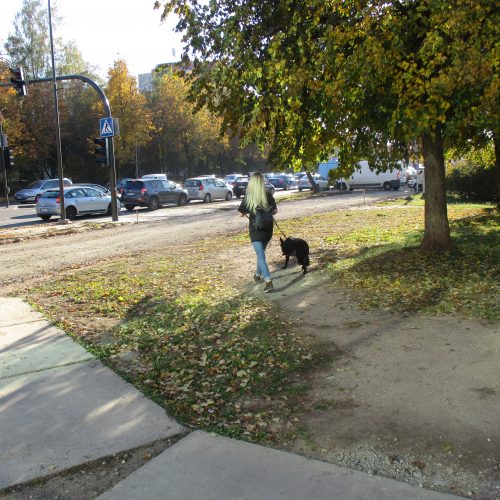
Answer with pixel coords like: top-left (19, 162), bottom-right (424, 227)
top-left (99, 117), bottom-right (114, 137)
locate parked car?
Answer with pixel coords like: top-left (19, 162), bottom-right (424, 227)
top-left (121, 179), bottom-right (188, 210)
top-left (184, 176), bottom-right (233, 203)
top-left (36, 186), bottom-right (119, 221)
top-left (141, 173), bottom-right (168, 180)
top-left (73, 183), bottom-right (110, 194)
top-left (267, 174), bottom-right (294, 190)
top-left (223, 174), bottom-right (243, 188)
top-left (298, 174), bottom-right (329, 191)
top-left (15, 178), bottom-right (72, 204)
top-left (233, 176), bottom-right (276, 198)
top-left (293, 172), bottom-right (307, 181)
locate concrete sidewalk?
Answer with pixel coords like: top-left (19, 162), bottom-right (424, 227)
top-left (0, 297), bottom-right (184, 489)
top-left (99, 431), bottom-right (460, 500)
top-left (0, 297), bottom-right (463, 498)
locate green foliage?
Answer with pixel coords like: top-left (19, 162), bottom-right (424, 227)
top-left (446, 157), bottom-right (496, 202)
top-left (158, 0), bottom-right (497, 167)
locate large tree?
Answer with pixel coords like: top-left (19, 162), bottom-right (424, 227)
top-left (105, 59), bottom-right (152, 177)
top-left (146, 71), bottom-right (228, 178)
top-left (4, 0), bottom-right (99, 181)
top-left (158, 0), bottom-right (498, 250)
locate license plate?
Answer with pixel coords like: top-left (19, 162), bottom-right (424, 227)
top-left (39, 208), bottom-right (48, 212)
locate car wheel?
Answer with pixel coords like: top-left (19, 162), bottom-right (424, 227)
top-left (66, 206), bottom-right (77, 220)
top-left (178, 194), bottom-right (188, 206)
top-left (225, 191), bottom-right (232, 201)
top-left (235, 193), bottom-right (241, 199)
top-left (383, 182), bottom-right (391, 191)
top-left (148, 196), bottom-right (160, 211)
top-left (298, 188), bottom-right (303, 192)
top-left (203, 193), bottom-right (211, 203)
top-left (392, 185), bottom-right (400, 191)
top-left (125, 204), bottom-right (136, 211)
top-left (106, 203), bottom-right (112, 215)
top-left (39, 215), bottom-right (51, 221)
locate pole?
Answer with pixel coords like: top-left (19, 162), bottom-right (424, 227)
top-left (48, 0), bottom-right (66, 222)
top-left (107, 137), bottom-right (118, 220)
top-left (135, 145), bottom-right (139, 178)
top-left (0, 124), bottom-right (9, 208)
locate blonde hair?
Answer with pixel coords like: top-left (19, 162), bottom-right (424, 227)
top-left (245, 173), bottom-right (269, 214)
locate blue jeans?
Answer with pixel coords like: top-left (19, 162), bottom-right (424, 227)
top-left (252, 240), bottom-right (271, 281)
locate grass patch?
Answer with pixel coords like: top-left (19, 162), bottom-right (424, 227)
top-left (317, 206), bottom-right (499, 320)
top-left (29, 251), bottom-right (317, 442)
top-left (25, 198), bottom-right (498, 446)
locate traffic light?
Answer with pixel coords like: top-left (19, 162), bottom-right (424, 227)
top-left (94, 138), bottom-right (108, 166)
top-left (3, 148), bottom-right (14, 170)
top-left (9, 67), bottom-right (27, 97)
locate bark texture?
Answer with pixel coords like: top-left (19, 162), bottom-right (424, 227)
top-left (494, 132), bottom-right (500, 211)
top-left (420, 127), bottom-right (451, 251)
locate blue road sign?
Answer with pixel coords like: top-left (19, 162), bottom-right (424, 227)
top-left (99, 117), bottom-right (114, 138)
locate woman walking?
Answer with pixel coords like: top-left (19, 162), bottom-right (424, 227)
top-left (238, 172), bottom-right (277, 292)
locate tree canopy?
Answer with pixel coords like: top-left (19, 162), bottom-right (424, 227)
top-left (158, 0), bottom-right (498, 249)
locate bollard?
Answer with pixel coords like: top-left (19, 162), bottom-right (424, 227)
top-left (135, 206), bottom-right (139, 223)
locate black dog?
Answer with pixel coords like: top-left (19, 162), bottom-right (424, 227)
top-left (280, 237), bottom-right (310, 274)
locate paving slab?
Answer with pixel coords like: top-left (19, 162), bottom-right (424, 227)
top-left (0, 360), bottom-right (185, 489)
top-left (0, 318), bottom-right (94, 378)
top-left (99, 431), bottom-right (461, 500)
top-left (0, 297), bottom-right (47, 326)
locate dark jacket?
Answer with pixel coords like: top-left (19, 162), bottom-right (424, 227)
top-left (238, 192), bottom-right (277, 242)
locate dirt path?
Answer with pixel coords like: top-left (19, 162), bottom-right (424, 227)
top-left (229, 243), bottom-right (499, 499)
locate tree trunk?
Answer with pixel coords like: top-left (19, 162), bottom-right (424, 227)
top-left (306, 171), bottom-right (319, 192)
top-left (493, 132), bottom-right (500, 211)
top-left (420, 127), bottom-right (451, 251)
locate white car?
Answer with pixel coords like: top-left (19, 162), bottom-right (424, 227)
top-left (36, 186), bottom-right (120, 221)
top-left (298, 174), bottom-right (329, 191)
top-left (184, 176), bottom-right (233, 202)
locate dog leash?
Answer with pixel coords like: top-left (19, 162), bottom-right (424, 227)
top-left (273, 218), bottom-right (288, 239)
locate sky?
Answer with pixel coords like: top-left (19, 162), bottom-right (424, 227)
top-left (0, 0), bottom-right (185, 78)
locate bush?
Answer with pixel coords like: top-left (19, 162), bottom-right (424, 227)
top-left (446, 159), bottom-right (496, 202)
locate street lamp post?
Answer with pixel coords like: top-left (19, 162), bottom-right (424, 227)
top-left (47, 0), bottom-right (66, 222)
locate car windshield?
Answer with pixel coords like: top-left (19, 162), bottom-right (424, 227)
top-left (184, 179), bottom-right (202, 187)
top-left (124, 181), bottom-right (144, 190)
top-left (26, 180), bottom-right (44, 189)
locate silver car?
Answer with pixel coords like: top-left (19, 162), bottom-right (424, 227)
top-left (184, 176), bottom-right (233, 203)
top-left (36, 186), bottom-right (120, 221)
top-left (298, 174), bottom-right (329, 191)
top-left (15, 178), bottom-right (72, 204)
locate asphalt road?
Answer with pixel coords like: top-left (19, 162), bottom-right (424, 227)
top-left (0, 187), bottom-right (414, 230)
top-left (0, 189), bottom-right (409, 287)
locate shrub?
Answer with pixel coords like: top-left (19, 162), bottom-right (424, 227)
top-left (446, 159), bottom-right (496, 202)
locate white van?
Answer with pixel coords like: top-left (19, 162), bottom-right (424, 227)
top-left (339, 161), bottom-right (401, 191)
